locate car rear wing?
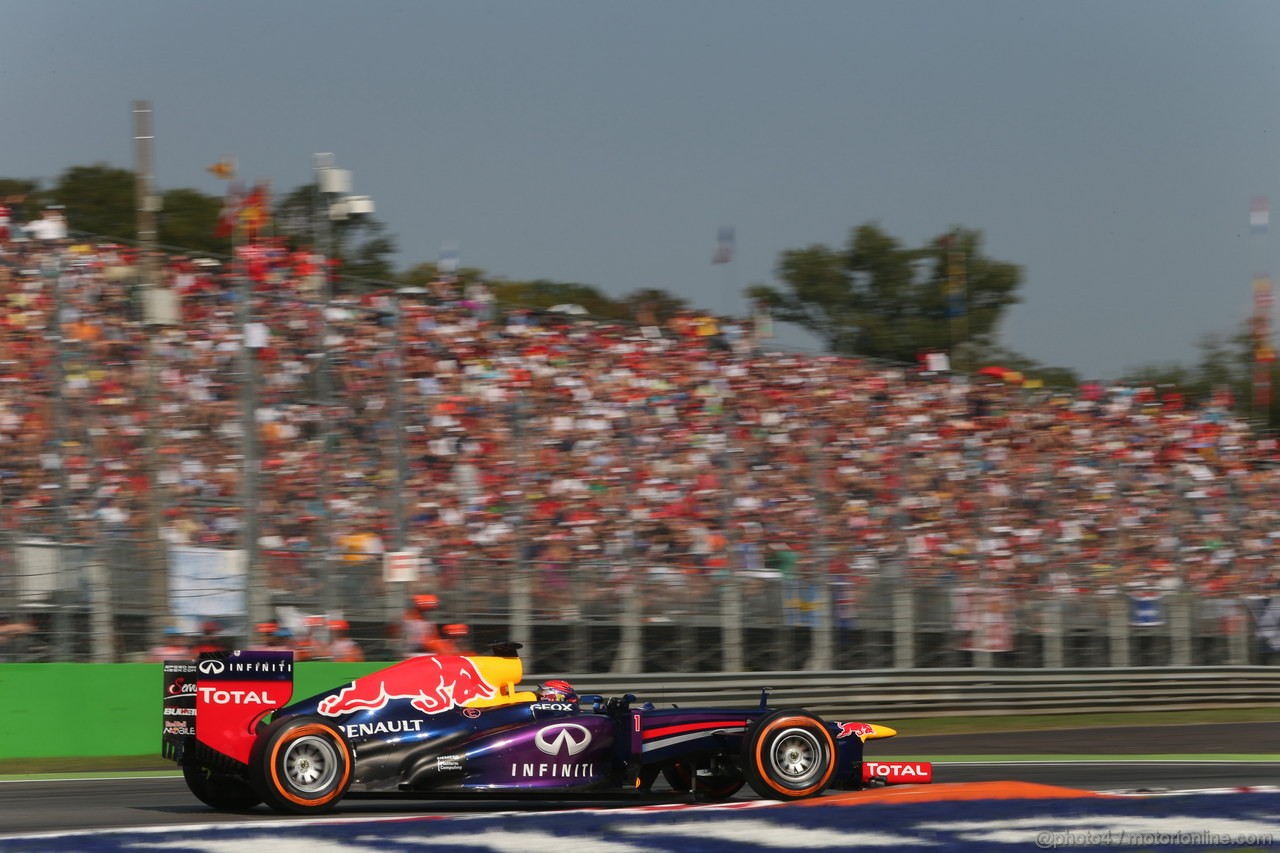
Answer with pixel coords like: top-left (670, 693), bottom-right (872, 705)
top-left (163, 650), bottom-right (295, 767)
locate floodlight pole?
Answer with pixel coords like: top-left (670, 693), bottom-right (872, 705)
top-left (133, 100), bottom-right (170, 649)
top-left (313, 153), bottom-right (338, 624)
top-left (238, 235), bottom-right (263, 644)
top-left (311, 155), bottom-right (376, 622)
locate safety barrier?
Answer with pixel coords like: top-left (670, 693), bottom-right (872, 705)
top-left (2, 662), bottom-right (1277, 762)
top-left (536, 665), bottom-right (1280, 719)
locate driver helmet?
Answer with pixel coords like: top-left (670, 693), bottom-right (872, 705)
top-left (536, 679), bottom-right (579, 705)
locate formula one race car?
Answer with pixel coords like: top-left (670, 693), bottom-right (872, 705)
top-left (162, 645), bottom-right (932, 814)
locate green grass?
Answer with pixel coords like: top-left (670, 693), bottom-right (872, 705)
top-left (884, 707), bottom-right (1278, 737)
top-left (0, 755), bottom-right (172, 775)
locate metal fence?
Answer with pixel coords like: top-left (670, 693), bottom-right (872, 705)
top-left (516, 667), bottom-right (1280, 718)
top-left (3, 538), bottom-right (1277, 672)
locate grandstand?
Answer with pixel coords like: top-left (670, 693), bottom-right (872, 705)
top-left (0, 230), bottom-right (1277, 671)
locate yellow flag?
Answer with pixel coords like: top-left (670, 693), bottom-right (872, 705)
top-left (207, 159), bottom-right (236, 180)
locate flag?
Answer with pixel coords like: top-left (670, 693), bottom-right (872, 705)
top-left (213, 181), bottom-right (243, 239)
top-left (207, 158), bottom-right (236, 180)
top-left (1252, 196), bottom-right (1270, 234)
top-left (712, 227), bottom-right (734, 264)
top-left (237, 182), bottom-right (270, 240)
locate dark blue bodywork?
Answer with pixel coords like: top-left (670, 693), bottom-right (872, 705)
top-left (279, 686), bottom-right (864, 795)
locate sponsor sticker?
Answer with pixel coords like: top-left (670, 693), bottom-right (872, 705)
top-left (835, 721), bottom-right (876, 739)
top-left (338, 719), bottom-right (424, 739)
top-left (531, 702), bottom-right (577, 712)
top-left (197, 686), bottom-right (278, 706)
top-left (535, 723), bottom-right (592, 756)
top-left (508, 761), bottom-right (596, 779)
top-left (164, 719), bottom-right (195, 736)
top-left (196, 651), bottom-right (293, 682)
top-left (862, 761), bottom-right (934, 784)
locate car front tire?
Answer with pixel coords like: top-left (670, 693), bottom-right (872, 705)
top-left (742, 709), bottom-right (836, 800)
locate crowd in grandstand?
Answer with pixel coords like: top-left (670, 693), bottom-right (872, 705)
top-left (0, 214), bottom-right (1279, 661)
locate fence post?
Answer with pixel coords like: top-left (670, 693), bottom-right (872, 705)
top-left (511, 565), bottom-right (533, 662)
top-left (87, 561), bottom-right (115, 662)
top-left (721, 576), bottom-right (744, 672)
top-left (1228, 596), bottom-right (1249, 665)
top-left (52, 543), bottom-right (72, 662)
top-left (613, 578), bottom-right (642, 674)
top-left (1109, 594), bottom-right (1130, 667)
top-left (1043, 595), bottom-right (1064, 668)
top-left (892, 579), bottom-right (914, 669)
top-left (1170, 592), bottom-right (1192, 666)
top-left (806, 572), bottom-right (833, 672)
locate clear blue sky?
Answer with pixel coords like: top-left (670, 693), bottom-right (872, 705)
top-left (5, 0), bottom-right (1280, 379)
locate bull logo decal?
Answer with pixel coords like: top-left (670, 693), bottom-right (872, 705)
top-left (318, 656), bottom-right (497, 717)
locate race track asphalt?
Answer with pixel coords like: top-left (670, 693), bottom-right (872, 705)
top-left (0, 723), bottom-right (1275, 837)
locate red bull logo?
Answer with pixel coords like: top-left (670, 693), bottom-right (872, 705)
top-left (318, 655), bottom-right (497, 717)
top-left (836, 721), bottom-right (877, 739)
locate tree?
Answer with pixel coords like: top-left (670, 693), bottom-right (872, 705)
top-left (1117, 325), bottom-right (1268, 419)
top-left (619, 288), bottom-right (690, 325)
top-left (748, 222), bottom-right (1022, 364)
top-left (158, 188), bottom-right (226, 255)
top-left (338, 220), bottom-right (397, 283)
top-left (50, 164), bottom-right (136, 239)
top-left (397, 261), bottom-right (491, 294)
top-left (491, 279), bottom-right (625, 318)
top-left (959, 341), bottom-right (1080, 388)
top-left (274, 183), bottom-right (398, 286)
top-left (7, 166), bottom-right (229, 252)
top-left (0, 178), bottom-right (47, 223)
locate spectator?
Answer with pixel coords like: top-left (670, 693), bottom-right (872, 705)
top-left (23, 208), bottom-right (66, 242)
top-left (147, 627), bottom-right (193, 662)
top-left (328, 619), bottom-right (364, 662)
top-left (399, 594), bottom-right (438, 657)
top-left (423, 623), bottom-right (471, 656)
top-left (191, 622), bottom-right (228, 656)
top-left (0, 612), bottom-right (34, 662)
top-left (5, 237), bottom-right (1280, 663)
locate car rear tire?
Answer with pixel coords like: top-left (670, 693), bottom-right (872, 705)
top-left (182, 761), bottom-right (262, 811)
top-left (250, 716), bottom-right (353, 814)
top-left (742, 709), bottom-right (836, 800)
top-left (661, 760), bottom-right (745, 801)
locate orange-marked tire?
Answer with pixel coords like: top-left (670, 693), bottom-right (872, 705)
top-left (742, 709), bottom-right (836, 800)
top-left (250, 716), bottom-right (352, 814)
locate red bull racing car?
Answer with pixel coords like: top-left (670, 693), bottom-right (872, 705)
top-left (162, 644), bottom-right (932, 814)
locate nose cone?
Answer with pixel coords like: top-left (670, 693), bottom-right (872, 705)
top-left (863, 723), bottom-right (897, 741)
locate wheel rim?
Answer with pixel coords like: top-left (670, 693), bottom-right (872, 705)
top-left (281, 735), bottom-right (339, 794)
top-left (769, 728), bottom-right (822, 787)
